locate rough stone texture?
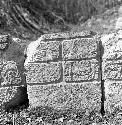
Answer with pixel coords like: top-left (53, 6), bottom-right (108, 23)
top-left (0, 35), bottom-right (28, 109)
top-left (102, 31), bottom-right (122, 113)
top-left (25, 31), bottom-right (101, 116)
top-left (104, 81), bottom-right (122, 113)
top-left (27, 82), bottom-right (101, 113)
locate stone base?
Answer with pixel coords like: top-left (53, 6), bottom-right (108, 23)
top-left (27, 82), bottom-right (101, 115)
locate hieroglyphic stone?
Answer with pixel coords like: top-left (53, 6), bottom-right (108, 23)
top-left (64, 59), bottom-right (99, 82)
top-left (103, 60), bottom-right (122, 80)
top-left (63, 38), bottom-right (99, 60)
top-left (103, 39), bottom-right (122, 60)
top-left (25, 62), bottom-right (62, 84)
top-left (32, 41), bottom-right (61, 62)
top-left (104, 81), bottom-right (122, 113)
top-left (0, 61), bottom-right (21, 87)
top-left (102, 32), bottom-right (122, 114)
top-left (25, 31), bottom-right (101, 116)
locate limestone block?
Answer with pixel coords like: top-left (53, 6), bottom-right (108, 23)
top-left (25, 31), bottom-right (101, 116)
top-left (103, 60), bottom-right (122, 80)
top-left (27, 82), bottom-right (101, 114)
top-left (25, 62), bottom-right (62, 84)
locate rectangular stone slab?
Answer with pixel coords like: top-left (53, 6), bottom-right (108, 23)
top-left (104, 80), bottom-right (122, 113)
top-left (27, 82), bottom-right (101, 114)
top-left (25, 62), bottom-right (62, 84)
top-left (62, 38), bottom-right (99, 60)
top-left (103, 60), bottom-right (122, 80)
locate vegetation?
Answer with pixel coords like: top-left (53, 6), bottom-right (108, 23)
top-left (0, 0), bottom-right (121, 39)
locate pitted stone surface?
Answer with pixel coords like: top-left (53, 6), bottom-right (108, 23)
top-left (25, 31), bottom-right (101, 116)
top-left (102, 30), bottom-right (122, 113)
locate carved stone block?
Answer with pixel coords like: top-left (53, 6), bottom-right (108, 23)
top-left (63, 38), bottom-right (99, 60)
top-left (26, 62), bottom-right (62, 84)
top-left (64, 59), bottom-right (100, 82)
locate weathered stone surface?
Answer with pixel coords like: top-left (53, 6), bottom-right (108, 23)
top-left (104, 81), bottom-right (122, 113)
top-left (27, 33), bottom-right (99, 63)
top-left (64, 60), bottom-right (99, 82)
top-left (103, 60), bottom-right (122, 80)
top-left (62, 38), bottom-right (99, 60)
top-left (27, 82), bottom-right (101, 114)
top-left (26, 62), bottom-right (62, 84)
top-left (25, 31), bottom-right (101, 116)
top-left (103, 39), bottom-right (122, 60)
top-left (32, 41), bottom-right (61, 62)
top-left (102, 31), bottom-right (122, 114)
top-left (0, 35), bottom-right (28, 110)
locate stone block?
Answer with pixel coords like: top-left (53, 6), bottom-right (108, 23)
top-left (103, 60), bottom-right (122, 80)
top-left (27, 82), bottom-right (101, 114)
top-left (25, 31), bottom-right (101, 116)
top-left (103, 34), bottom-right (122, 114)
top-left (25, 62), bottom-right (62, 84)
top-left (104, 81), bottom-right (122, 113)
top-left (62, 38), bottom-right (99, 60)
top-left (0, 86), bottom-right (18, 107)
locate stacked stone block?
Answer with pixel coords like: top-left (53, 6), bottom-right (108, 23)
top-left (0, 35), bottom-right (27, 108)
top-left (25, 31), bottom-right (102, 115)
top-left (102, 31), bottom-right (122, 113)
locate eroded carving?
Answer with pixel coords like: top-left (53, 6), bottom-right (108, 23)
top-left (1, 61), bottom-right (21, 86)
